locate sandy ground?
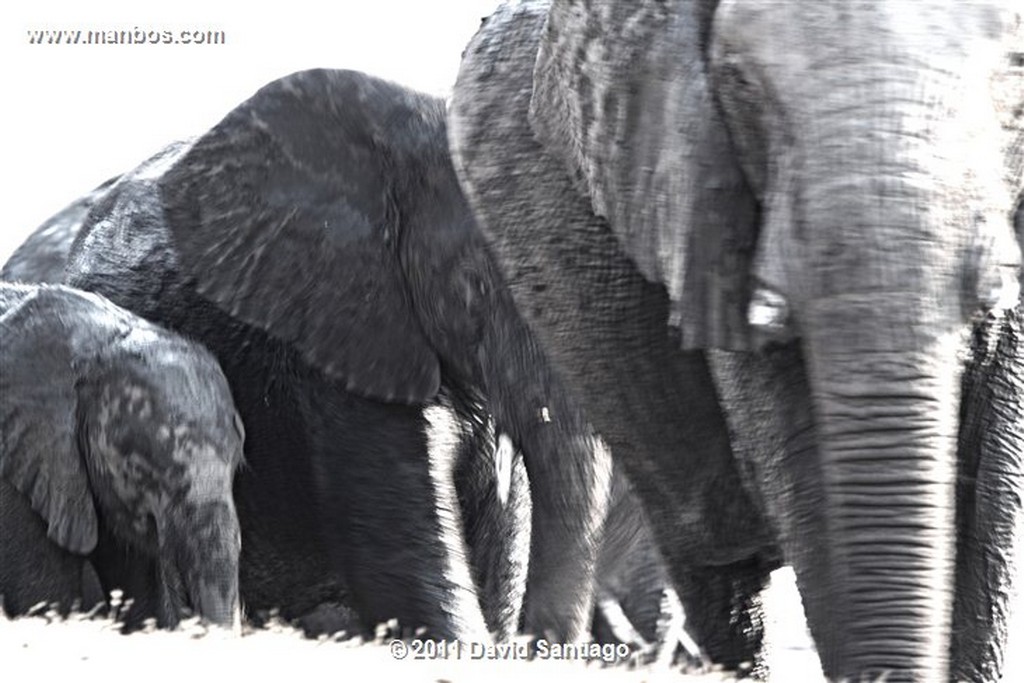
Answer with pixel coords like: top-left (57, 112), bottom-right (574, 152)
top-left (1, 570), bottom-right (814, 682)
top-left (2, 568), bottom-right (1021, 681)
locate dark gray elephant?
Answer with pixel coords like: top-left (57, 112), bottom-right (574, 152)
top-left (449, 1), bottom-right (1023, 681)
top-left (60, 69), bottom-right (611, 643)
top-left (1, 177), bottom-right (117, 284)
top-left (5, 183), bottom-right (680, 653)
top-left (0, 282), bottom-right (243, 628)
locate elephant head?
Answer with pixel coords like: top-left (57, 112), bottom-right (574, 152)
top-left (451, 0), bottom-right (1023, 679)
top-left (529, 0), bottom-right (1021, 349)
top-left (0, 283), bottom-right (244, 628)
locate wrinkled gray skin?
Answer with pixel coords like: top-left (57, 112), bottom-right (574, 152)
top-left (58, 70), bottom-right (611, 643)
top-left (3, 193), bottom-right (682, 654)
top-left (0, 283), bottom-right (243, 629)
top-left (450, 1), bottom-right (1023, 680)
top-left (1, 177), bottom-right (117, 284)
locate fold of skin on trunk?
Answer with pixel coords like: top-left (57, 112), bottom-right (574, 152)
top-left (755, 183), bottom-right (969, 680)
top-left (781, 166), bottom-right (970, 680)
top-left (802, 322), bottom-right (962, 681)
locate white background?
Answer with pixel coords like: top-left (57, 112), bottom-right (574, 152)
top-left (2, 2), bottom-right (1023, 680)
top-left (0, 0), bottom-right (498, 263)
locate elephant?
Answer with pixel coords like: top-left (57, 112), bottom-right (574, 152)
top-left (59, 68), bottom-right (612, 643)
top-left (448, 1), bottom-right (1024, 681)
top-left (1, 176), bottom-right (117, 284)
top-left (0, 282), bottom-right (244, 629)
top-left (2, 159), bottom-right (683, 655)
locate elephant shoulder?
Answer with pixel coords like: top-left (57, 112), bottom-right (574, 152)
top-left (65, 141), bottom-right (193, 316)
top-left (1, 176), bottom-right (117, 285)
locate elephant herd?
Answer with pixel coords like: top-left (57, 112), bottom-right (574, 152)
top-left (1, 68), bottom-right (683, 659)
top-left (2, 2), bottom-right (1022, 682)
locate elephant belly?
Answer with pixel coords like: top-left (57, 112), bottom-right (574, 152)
top-left (210, 335), bottom-right (348, 621)
top-left (291, 374), bottom-right (488, 640)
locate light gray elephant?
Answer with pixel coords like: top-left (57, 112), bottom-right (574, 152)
top-left (449, 1), bottom-right (1023, 681)
top-left (0, 282), bottom-right (244, 629)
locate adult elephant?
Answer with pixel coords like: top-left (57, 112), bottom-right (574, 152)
top-left (4, 169), bottom-right (681, 653)
top-left (448, 1), bottom-right (1024, 681)
top-left (62, 69), bottom-right (610, 643)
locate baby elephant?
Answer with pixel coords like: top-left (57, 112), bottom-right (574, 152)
top-left (0, 283), bottom-right (243, 629)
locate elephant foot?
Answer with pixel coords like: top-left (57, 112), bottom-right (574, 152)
top-left (292, 602), bottom-right (363, 640)
top-left (674, 557), bottom-right (771, 680)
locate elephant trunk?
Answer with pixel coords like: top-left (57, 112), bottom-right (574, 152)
top-left (803, 303), bottom-right (962, 682)
top-left (162, 500), bottom-right (242, 630)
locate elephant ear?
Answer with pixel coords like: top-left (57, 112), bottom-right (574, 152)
top-left (161, 69), bottom-right (441, 403)
top-left (994, 11), bottom-right (1023, 250)
top-left (529, 0), bottom-right (758, 350)
top-left (0, 285), bottom-right (98, 555)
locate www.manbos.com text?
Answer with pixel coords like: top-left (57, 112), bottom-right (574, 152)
top-left (26, 28), bottom-right (226, 46)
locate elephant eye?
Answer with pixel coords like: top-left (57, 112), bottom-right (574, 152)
top-left (1010, 52), bottom-right (1024, 67)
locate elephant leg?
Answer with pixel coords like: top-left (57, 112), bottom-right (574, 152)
top-left (212, 333), bottom-right (350, 625)
top-left (576, 343), bottom-right (774, 673)
top-left (452, 407), bottom-right (531, 641)
top-left (302, 379), bottom-right (490, 642)
top-left (708, 347), bottom-right (840, 680)
top-left (592, 462), bottom-right (696, 665)
top-left (673, 558), bottom-right (771, 679)
top-left (952, 309), bottom-right (1024, 682)
top-left (88, 525), bottom-right (163, 630)
top-left (0, 479), bottom-right (104, 617)
top-left (556, 336), bottom-right (773, 672)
